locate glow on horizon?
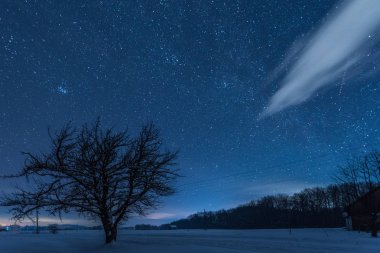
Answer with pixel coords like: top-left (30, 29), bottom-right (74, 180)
top-left (0, 217), bottom-right (95, 227)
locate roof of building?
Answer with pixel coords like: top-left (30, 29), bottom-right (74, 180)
top-left (346, 185), bottom-right (380, 210)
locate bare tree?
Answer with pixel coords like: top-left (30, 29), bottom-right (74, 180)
top-left (2, 183), bottom-right (49, 234)
top-left (1, 120), bottom-right (178, 243)
top-left (334, 151), bottom-right (380, 202)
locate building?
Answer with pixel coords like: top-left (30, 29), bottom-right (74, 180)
top-left (345, 187), bottom-right (380, 236)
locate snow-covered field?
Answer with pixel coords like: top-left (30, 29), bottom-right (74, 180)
top-left (0, 228), bottom-right (379, 253)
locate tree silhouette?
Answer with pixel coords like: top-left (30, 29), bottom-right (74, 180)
top-left (1, 120), bottom-right (178, 243)
top-left (2, 184), bottom-right (48, 234)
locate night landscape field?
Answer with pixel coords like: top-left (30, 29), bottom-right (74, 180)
top-left (1, 0), bottom-right (380, 252)
top-left (1, 229), bottom-right (379, 253)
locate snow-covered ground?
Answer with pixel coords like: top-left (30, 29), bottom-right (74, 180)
top-left (0, 228), bottom-right (379, 253)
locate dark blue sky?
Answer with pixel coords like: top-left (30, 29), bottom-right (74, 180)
top-left (0, 0), bottom-right (379, 225)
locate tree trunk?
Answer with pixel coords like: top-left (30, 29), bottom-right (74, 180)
top-left (371, 214), bottom-right (378, 238)
top-left (102, 220), bottom-right (118, 244)
top-left (112, 226), bottom-right (118, 242)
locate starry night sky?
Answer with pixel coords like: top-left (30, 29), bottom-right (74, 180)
top-left (0, 0), bottom-right (380, 225)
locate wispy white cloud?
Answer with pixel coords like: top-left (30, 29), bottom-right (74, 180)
top-left (263, 0), bottom-right (380, 116)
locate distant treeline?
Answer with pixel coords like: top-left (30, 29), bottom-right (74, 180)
top-left (166, 184), bottom-right (349, 229)
top-left (0, 224), bottom-right (101, 232)
top-left (137, 151), bottom-right (380, 230)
